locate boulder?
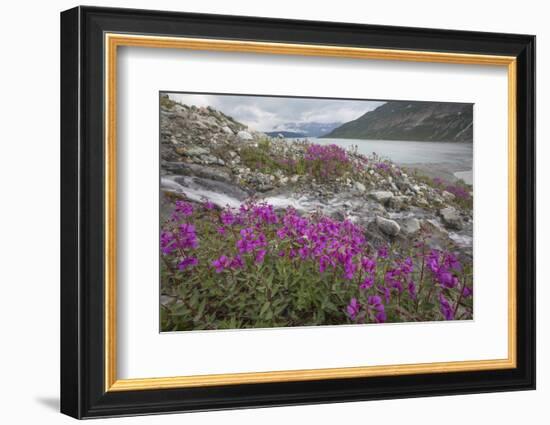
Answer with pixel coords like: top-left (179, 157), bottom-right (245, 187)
top-left (439, 207), bottom-right (463, 230)
top-left (416, 197), bottom-right (429, 207)
top-left (401, 217), bottom-right (421, 235)
top-left (185, 146), bottom-right (210, 157)
top-left (201, 155), bottom-right (219, 165)
top-left (237, 130), bottom-right (253, 140)
top-left (376, 216), bottom-right (401, 236)
top-left (369, 191), bottom-right (394, 204)
top-left (388, 195), bottom-right (407, 210)
top-left (355, 181), bottom-right (366, 193)
top-left (221, 126), bottom-right (234, 135)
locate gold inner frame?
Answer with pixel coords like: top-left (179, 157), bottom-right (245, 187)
top-left (104, 33), bottom-right (517, 392)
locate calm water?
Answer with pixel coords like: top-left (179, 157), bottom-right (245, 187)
top-left (305, 138), bottom-right (473, 184)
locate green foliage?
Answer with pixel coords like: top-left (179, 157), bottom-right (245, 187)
top-left (160, 94), bottom-right (177, 110)
top-left (160, 200), bottom-right (473, 331)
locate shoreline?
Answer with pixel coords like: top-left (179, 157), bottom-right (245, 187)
top-left (401, 162), bottom-right (472, 185)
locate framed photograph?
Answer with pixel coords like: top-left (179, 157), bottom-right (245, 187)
top-left (60, 6), bottom-right (535, 419)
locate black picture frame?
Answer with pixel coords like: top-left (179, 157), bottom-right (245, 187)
top-left (61, 5), bottom-right (535, 419)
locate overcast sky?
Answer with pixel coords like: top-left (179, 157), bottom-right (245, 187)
top-left (166, 93), bottom-right (384, 132)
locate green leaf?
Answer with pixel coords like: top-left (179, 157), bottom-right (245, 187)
top-left (259, 301), bottom-right (271, 318)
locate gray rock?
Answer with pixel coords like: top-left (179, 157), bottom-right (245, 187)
top-left (221, 126), bottom-right (234, 135)
top-left (424, 218), bottom-right (449, 235)
top-left (201, 155), bottom-right (218, 165)
top-left (401, 218), bottom-right (421, 235)
top-left (355, 181), bottom-right (367, 193)
top-left (439, 207), bottom-right (463, 230)
top-left (237, 130), bottom-right (253, 140)
top-left (160, 295), bottom-right (177, 306)
top-left (388, 195), bottom-right (407, 210)
top-left (370, 202), bottom-right (387, 214)
top-left (376, 216), bottom-right (401, 236)
top-left (416, 197), bottom-right (429, 207)
top-left (369, 191), bottom-right (394, 204)
top-left (185, 146), bottom-right (210, 157)
top-left (411, 184), bottom-right (422, 193)
top-left (161, 162), bottom-right (232, 182)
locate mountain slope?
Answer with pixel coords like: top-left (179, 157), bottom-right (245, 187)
top-left (269, 121), bottom-right (342, 138)
top-left (322, 101), bottom-right (473, 142)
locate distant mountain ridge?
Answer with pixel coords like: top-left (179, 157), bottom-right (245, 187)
top-left (265, 131), bottom-right (306, 138)
top-left (268, 121), bottom-right (342, 138)
top-left (322, 101), bottom-right (473, 142)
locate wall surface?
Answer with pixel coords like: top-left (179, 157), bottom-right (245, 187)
top-left (0, 0), bottom-right (545, 423)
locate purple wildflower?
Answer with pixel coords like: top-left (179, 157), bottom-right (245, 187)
top-left (203, 200), bottom-right (215, 210)
top-left (220, 211), bottom-right (235, 226)
top-left (368, 295), bottom-right (386, 323)
top-left (385, 257), bottom-right (414, 295)
top-left (346, 298), bottom-right (361, 320)
top-left (211, 255), bottom-right (231, 273)
top-left (360, 276), bottom-right (374, 290)
top-left (178, 256), bottom-right (198, 271)
top-left (427, 250), bottom-right (461, 288)
top-left (174, 200), bottom-right (194, 217)
top-left (439, 293), bottom-right (454, 320)
top-left (160, 231), bottom-right (175, 255)
top-left (178, 223), bottom-right (199, 249)
top-left (377, 246), bottom-right (389, 259)
top-left (230, 255), bottom-right (245, 270)
top-left (255, 249), bottom-right (267, 264)
top-left (361, 256), bottom-right (376, 274)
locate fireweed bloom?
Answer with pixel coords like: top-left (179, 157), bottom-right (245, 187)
top-left (203, 200), bottom-right (215, 210)
top-left (160, 198), bottom-right (472, 326)
top-left (368, 295), bottom-right (386, 323)
top-left (361, 256), bottom-right (376, 274)
top-left (255, 249), bottom-right (267, 264)
top-left (211, 255), bottom-right (231, 273)
top-left (174, 200), bottom-right (194, 217)
top-left (178, 256), bottom-right (198, 271)
top-left (385, 257), bottom-right (414, 294)
top-left (377, 246), bottom-right (389, 259)
top-left (379, 286), bottom-right (391, 303)
top-left (439, 293), bottom-right (454, 320)
top-left (160, 231), bottom-right (175, 255)
top-left (178, 223), bottom-right (199, 249)
top-left (250, 203), bottom-right (278, 225)
top-left (462, 286), bottom-right (473, 297)
top-left (360, 276), bottom-right (374, 290)
top-left (230, 255), bottom-right (245, 270)
top-left (427, 250), bottom-right (461, 288)
top-left (445, 184), bottom-right (470, 200)
top-left (346, 298), bottom-right (361, 320)
top-left (236, 227), bottom-right (267, 254)
top-left (220, 210), bottom-right (236, 226)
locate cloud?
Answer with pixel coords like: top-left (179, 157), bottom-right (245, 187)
top-left (166, 92), bottom-right (384, 131)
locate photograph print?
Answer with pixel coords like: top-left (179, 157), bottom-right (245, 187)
top-left (159, 92), bottom-right (473, 332)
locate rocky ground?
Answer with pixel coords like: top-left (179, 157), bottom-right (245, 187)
top-left (159, 95), bottom-right (473, 258)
